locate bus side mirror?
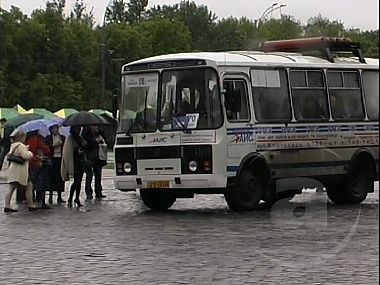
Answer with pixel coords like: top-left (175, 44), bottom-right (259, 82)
top-left (231, 88), bottom-right (242, 113)
top-left (112, 95), bottom-right (118, 118)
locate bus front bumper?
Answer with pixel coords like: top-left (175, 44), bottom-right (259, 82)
top-left (114, 173), bottom-right (227, 191)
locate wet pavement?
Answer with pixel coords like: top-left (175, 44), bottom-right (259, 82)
top-left (0, 177), bottom-right (378, 284)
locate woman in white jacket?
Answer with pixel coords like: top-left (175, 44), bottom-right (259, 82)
top-left (4, 131), bottom-right (37, 212)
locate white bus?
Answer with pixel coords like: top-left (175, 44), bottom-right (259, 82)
top-left (112, 37), bottom-right (379, 211)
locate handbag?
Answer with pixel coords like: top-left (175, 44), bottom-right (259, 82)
top-left (98, 143), bottom-right (108, 161)
top-left (7, 145), bottom-right (25, 165)
top-left (37, 142), bottom-right (52, 169)
top-left (41, 156), bottom-right (52, 167)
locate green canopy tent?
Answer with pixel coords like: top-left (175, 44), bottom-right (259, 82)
top-left (0, 108), bottom-right (20, 120)
top-left (13, 104), bottom-right (27, 113)
top-left (54, 108), bottom-right (78, 118)
top-left (26, 108), bottom-right (57, 119)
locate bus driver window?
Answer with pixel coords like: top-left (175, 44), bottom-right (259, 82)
top-left (223, 80), bottom-right (249, 121)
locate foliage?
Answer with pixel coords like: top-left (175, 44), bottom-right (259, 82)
top-left (0, 0), bottom-right (378, 111)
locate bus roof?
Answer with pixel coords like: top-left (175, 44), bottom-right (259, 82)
top-left (123, 51), bottom-right (379, 70)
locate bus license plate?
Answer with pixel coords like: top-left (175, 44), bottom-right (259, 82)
top-left (147, 181), bottom-right (170, 188)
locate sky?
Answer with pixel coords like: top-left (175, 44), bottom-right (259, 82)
top-left (1, 0), bottom-right (378, 31)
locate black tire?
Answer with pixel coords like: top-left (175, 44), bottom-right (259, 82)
top-left (325, 183), bottom-right (347, 204)
top-left (327, 162), bottom-right (373, 204)
top-left (224, 170), bottom-right (264, 212)
top-left (140, 189), bottom-right (176, 211)
top-left (344, 163), bottom-right (372, 203)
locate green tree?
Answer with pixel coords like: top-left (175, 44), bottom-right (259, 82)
top-left (305, 14), bottom-right (345, 37)
top-left (137, 18), bottom-right (192, 56)
top-left (258, 15), bottom-right (303, 40)
top-left (127, 0), bottom-right (148, 24)
top-left (69, 0), bottom-right (96, 28)
top-left (105, 0), bottom-right (128, 24)
top-left (147, 1), bottom-right (217, 50)
top-left (344, 29), bottom-right (379, 58)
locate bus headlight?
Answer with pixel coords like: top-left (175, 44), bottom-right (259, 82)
top-left (123, 162), bottom-right (132, 173)
top-left (188, 160), bottom-right (197, 172)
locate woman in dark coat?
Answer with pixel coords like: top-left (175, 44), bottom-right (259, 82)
top-left (61, 126), bottom-right (87, 207)
top-left (45, 124), bottom-right (66, 204)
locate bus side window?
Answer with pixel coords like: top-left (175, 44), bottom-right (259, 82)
top-left (327, 71), bottom-right (365, 121)
top-left (290, 70), bottom-right (329, 121)
top-left (224, 79), bottom-right (250, 122)
top-left (251, 69), bottom-right (291, 123)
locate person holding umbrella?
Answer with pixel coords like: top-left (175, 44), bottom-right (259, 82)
top-left (82, 125), bottom-right (107, 200)
top-left (1, 114), bottom-right (43, 172)
top-left (61, 125), bottom-right (87, 207)
top-left (45, 124), bottom-right (66, 204)
top-left (4, 131), bottom-right (37, 212)
top-left (61, 111), bottom-right (108, 206)
top-left (60, 111), bottom-right (108, 206)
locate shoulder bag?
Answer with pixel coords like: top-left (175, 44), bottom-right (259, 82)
top-left (7, 145), bottom-right (25, 165)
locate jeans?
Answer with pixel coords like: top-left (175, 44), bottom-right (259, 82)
top-left (85, 161), bottom-right (104, 198)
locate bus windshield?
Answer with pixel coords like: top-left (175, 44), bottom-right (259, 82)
top-left (159, 68), bottom-right (223, 131)
top-left (118, 72), bottom-right (159, 133)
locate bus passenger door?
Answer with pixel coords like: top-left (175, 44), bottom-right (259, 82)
top-left (223, 77), bottom-right (255, 160)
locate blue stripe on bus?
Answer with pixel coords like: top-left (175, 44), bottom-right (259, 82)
top-left (226, 124), bottom-right (379, 135)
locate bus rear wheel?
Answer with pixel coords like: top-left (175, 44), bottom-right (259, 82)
top-left (327, 163), bottom-right (372, 204)
top-left (224, 170), bottom-right (263, 212)
top-left (140, 189), bottom-right (176, 211)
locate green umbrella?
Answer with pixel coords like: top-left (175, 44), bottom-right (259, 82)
top-left (0, 108), bottom-right (20, 120)
top-left (4, 113), bottom-right (44, 129)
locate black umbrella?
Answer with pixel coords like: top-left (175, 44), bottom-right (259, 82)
top-left (61, 111), bottom-right (109, 126)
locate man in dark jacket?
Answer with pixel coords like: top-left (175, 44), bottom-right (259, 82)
top-left (82, 125), bottom-right (107, 200)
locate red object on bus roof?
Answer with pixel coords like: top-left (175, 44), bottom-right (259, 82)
top-left (258, 37), bottom-right (354, 52)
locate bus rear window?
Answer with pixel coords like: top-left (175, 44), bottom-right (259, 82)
top-left (362, 70), bottom-right (379, 121)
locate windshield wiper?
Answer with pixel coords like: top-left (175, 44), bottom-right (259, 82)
top-left (126, 112), bottom-right (141, 136)
top-left (126, 91), bottom-right (149, 137)
top-left (172, 114), bottom-right (191, 134)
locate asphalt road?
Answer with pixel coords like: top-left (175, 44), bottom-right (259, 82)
top-left (0, 179), bottom-right (378, 285)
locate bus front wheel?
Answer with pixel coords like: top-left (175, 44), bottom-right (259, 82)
top-left (140, 189), bottom-right (176, 211)
top-left (224, 170), bottom-right (263, 212)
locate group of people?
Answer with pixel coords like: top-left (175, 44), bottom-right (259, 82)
top-left (2, 120), bottom-right (108, 213)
